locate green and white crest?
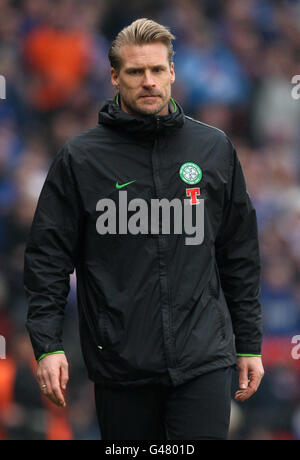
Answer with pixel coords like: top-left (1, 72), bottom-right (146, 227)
top-left (179, 162), bottom-right (202, 185)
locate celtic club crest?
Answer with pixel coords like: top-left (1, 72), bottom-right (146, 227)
top-left (180, 162), bottom-right (202, 185)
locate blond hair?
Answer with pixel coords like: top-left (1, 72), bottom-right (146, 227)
top-left (108, 18), bottom-right (175, 72)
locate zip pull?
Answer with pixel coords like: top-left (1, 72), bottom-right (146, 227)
top-left (156, 116), bottom-right (160, 131)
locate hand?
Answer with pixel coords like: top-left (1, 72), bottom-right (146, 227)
top-left (235, 356), bottom-right (264, 402)
top-left (37, 354), bottom-right (69, 408)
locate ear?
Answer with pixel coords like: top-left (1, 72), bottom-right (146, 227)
top-left (111, 67), bottom-right (120, 90)
top-left (170, 62), bottom-right (175, 85)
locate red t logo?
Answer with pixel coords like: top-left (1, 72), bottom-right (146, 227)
top-left (186, 188), bottom-right (201, 205)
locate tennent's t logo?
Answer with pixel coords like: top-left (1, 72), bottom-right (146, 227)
top-left (186, 188), bottom-right (201, 205)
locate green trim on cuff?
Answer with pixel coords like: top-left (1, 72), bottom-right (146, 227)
top-left (237, 354), bottom-right (262, 357)
top-left (38, 351), bottom-right (65, 362)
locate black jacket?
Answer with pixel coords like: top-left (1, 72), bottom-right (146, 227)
top-left (24, 96), bottom-right (262, 387)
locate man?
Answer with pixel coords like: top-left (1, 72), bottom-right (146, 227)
top-left (24, 18), bottom-right (264, 440)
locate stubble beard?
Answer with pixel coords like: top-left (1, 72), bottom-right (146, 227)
top-left (120, 92), bottom-right (170, 116)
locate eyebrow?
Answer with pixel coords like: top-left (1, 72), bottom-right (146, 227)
top-left (125, 65), bottom-right (168, 72)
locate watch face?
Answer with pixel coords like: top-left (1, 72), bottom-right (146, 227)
top-left (180, 162), bottom-right (203, 185)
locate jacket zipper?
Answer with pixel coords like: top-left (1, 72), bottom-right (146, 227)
top-left (151, 130), bottom-right (177, 370)
top-left (156, 116), bottom-right (160, 132)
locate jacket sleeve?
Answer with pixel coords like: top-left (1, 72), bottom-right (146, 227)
top-left (215, 138), bottom-right (262, 356)
top-left (24, 144), bottom-right (84, 360)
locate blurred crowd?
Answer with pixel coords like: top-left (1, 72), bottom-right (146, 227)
top-left (0, 0), bottom-right (300, 440)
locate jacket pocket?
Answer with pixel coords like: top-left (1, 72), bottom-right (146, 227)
top-left (208, 282), bottom-right (226, 341)
top-left (98, 308), bottom-right (111, 351)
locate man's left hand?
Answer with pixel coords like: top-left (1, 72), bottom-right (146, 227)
top-left (235, 356), bottom-right (264, 402)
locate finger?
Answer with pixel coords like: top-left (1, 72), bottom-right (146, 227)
top-left (239, 366), bottom-right (249, 390)
top-left (48, 392), bottom-right (63, 407)
top-left (36, 369), bottom-right (45, 390)
top-left (42, 370), bottom-right (62, 407)
top-left (60, 362), bottom-right (69, 391)
top-left (39, 381), bottom-right (48, 395)
top-left (234, 389), bottom-right (251, 402)
top-left (40, 383), bottom-right (48, 394)
top-left (41, 370), bottom-right (52, 395)
top-left (235, 374), bottom-right (260, 402)
top-left (248, 371), bottom-right (261, 393)
top-left (49, 369), bottom-right (66, 407)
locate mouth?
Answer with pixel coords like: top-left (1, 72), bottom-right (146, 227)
top-left (139, 95), bottom-right (159, 99)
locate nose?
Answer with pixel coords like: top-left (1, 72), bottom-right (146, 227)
top-left (142, 70), bottom-right (156, 88)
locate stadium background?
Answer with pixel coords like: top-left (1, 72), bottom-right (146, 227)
top-left (0, 0), bottom-right (300, 440)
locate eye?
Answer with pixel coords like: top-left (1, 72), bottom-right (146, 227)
top-left (129, 69), bottom-right (143, 75)
top-left (154, 68), bottom-right (163, 73)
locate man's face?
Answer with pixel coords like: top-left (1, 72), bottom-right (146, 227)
top-left (111, 42), bottom-right (175, 116)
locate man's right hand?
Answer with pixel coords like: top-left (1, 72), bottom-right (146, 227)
top-left (37, 354), bottom-right (69, 408)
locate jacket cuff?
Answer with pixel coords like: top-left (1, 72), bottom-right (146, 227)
top-left (33, 343), bottom-right (64, 361)
top-left (235, 342), bottom-right (261, 356)
top-left (38, 350), bottom-right (65, 362)
top-left (236, 353), bottom-right (262, 358)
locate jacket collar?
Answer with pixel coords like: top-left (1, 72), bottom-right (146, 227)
top-left (98, 93), bottom-right (185, 137)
